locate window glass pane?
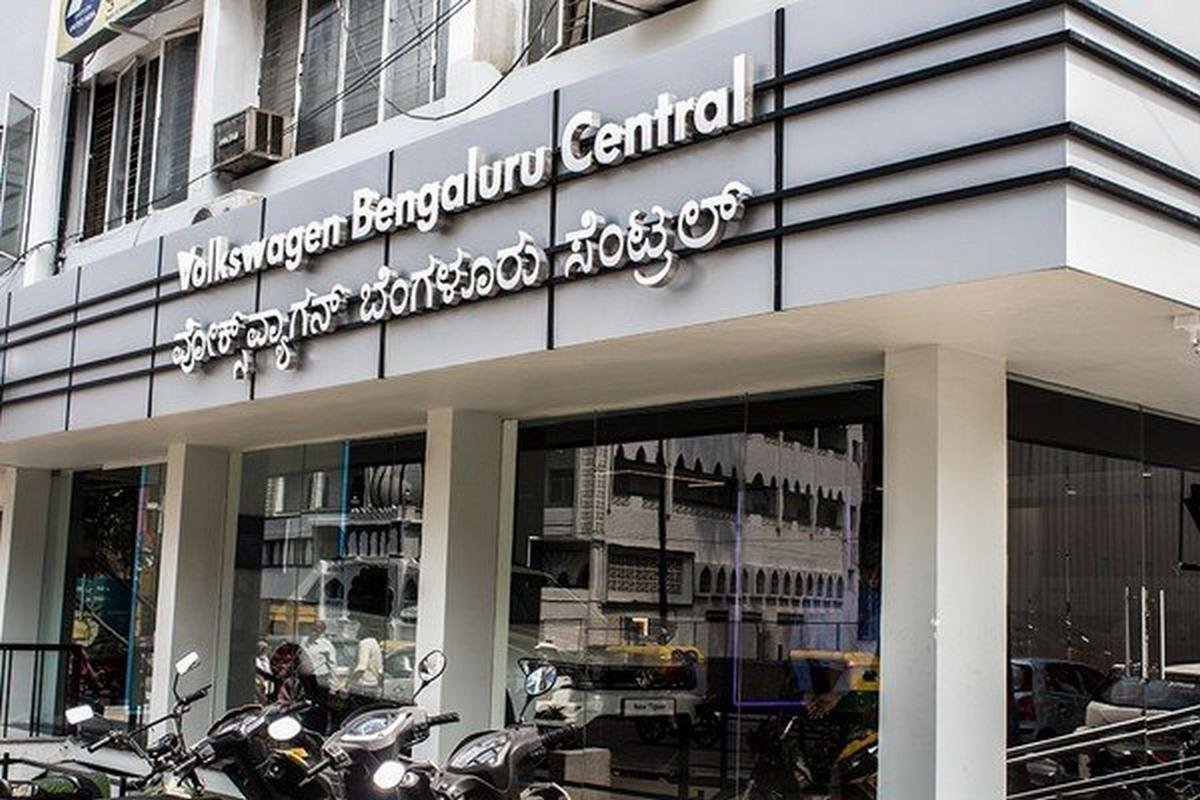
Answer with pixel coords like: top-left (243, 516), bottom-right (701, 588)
top-left (153, 33), bottom-right (199, 210)
top-left (83, 83), bottom-right (116, 239)
top-left (106, 71), bottom-right (134, 229)
top-left (134, 59), bottom-right (159, 219)
top-left (62, 466), bottom-right (166, 731)
top-left (384, 0), bottom-right (436, 117)
top-left (260, 0), bottom-right (303, 120)
top-left (296, 0), bottom-right (341, 154)
top-left (1006, 384), bottom-right (1200, 794)
top-left (0, 96), bottom-right (35, 258)
top-left (591, 1), bottom-right (642, 39)
top-left (341, 0), bottom-right (384, 136)
top-left (226, 436), bottom-right (425, 733)
top-left (508, 387), bottom-right (882, 798)
top-left (525, 0), bottom-right (557, 64)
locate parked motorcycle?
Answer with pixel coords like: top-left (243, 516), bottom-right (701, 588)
top-left (371, 661), bottom-right (575, 800)
top-left (170, 698), bottom-right (330, 800)
top-left (294, 650), bottom-right (458, 799)
top-left (67, 651), bottom-right (212, 794)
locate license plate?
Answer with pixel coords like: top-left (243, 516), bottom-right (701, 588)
top-left (621, 698), bottom-right (676, 717)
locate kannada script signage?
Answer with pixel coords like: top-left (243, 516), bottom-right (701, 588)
top-left (171, 55), bottom-right (757, 381)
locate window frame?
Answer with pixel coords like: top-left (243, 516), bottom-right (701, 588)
top-left (269, 0), bottom-right (447, 156)
top-left (0, 93), bottom-right (38, 263)
top-left (78, 27), bottom-right (199, 240)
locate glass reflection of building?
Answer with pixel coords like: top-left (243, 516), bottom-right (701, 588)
top-left (524, 428), bottom-right (869, 662)
top-left (227, 437), bottom-right (425, 717)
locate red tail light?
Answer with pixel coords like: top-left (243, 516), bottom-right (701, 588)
top-left (1017, 695), bottom-right (1036, 721)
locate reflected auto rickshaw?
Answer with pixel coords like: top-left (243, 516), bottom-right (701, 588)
top-left (786, 649), bottom-right (878, 798)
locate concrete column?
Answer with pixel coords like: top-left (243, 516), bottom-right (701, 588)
top-left (189, 0), bottom-right (264, 203)
top-left (0, 467), bottom-right (53, 642)
top-left (878, 346), bottom-right (1007, 800)
top-left (148, 444), bottom-right (234, 741)
top-left (415, 409), bottom-right (508, 759)
top-left (24, 9), bottom-right (74, 285)
top-left (0, 467), bottom-right (53, 731)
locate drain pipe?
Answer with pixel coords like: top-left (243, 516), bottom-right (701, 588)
top-left (52, 62), bottom-right (82, 275)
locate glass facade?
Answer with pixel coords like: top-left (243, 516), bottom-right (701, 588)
top-left (61, 465), bottom-right (165, 729)
top-left (1007, 383), bottom-right (1200, 796)
top-left (226, 435), bottom-right (424, 732)
top-left (508, 386), bottom-right (882, 799)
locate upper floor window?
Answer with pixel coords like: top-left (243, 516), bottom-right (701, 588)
top-left (80, 31), bottom-right (199, 239)
top-left (526, 0), bottom-right (646, 64)
top-left (261, 0), bottom-right (450, 156)
top-left (0, 95), bottom-right (37, 264)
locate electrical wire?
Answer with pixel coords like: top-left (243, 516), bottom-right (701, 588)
top-left (17, 0), bottom-right (563, 277)
top-left (385, 0), bottom-right (560, 122)
top-left (286, 0), bottom-right (473, 134)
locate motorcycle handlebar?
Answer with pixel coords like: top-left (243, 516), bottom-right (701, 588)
top-left (540, 727), bottom-right (575, 751)
top-left (174, 753), bottom-right (202, 776)
top-left (86, 733), bottom-right (115, 753)
top-left (301, 755), bottom-right (335, 784)
top-left (181, 686), bottom-right (210, 706)
top-left (428, 712), bottom-right (459, 727)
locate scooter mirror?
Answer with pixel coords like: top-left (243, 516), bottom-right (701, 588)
top-left (372, 760), bottom-right (408, 791)
top-left (524, 664), bottom-right (559, 699)
top-left (413, 650), bottom-right (447, 700)
top-left (417, 650), bottom-right (446, 684)
top-left (175, 651), bottom-right (201, 676)
top-left (267, 716), bottom-right (302, 742)
top-left (65, 705), bottom-right (94, 726)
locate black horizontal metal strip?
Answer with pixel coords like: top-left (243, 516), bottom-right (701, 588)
top-left (1067, 166), bottom-right (1200, 229)
top-left (0, 6), bottom-right (1189, 340)
top-left (1067, 0), bottom-right (1200, 79)
top-left (755, 0), bottom-right (1061, 91)
top-left (0, 274), bottom-right (164, 339)
top-left (755, 31), bottom-right (1071, 126)
top-left (1068, 122), bottom-right (1200, 194)
top-left (6, 164), bottom-right (1192, 411)
top-left (0, 342), bottom-right (168, 392)
top-left (1066, 30), bottom-right (1200, 108)
top-left (753, 123), bottom-right (1072, 205)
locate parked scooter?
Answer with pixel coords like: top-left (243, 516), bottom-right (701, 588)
top-left (67, 651), bottom-right (212, 794)
top-left (371, 661), bottom-right (575, 800)
top-left (169, 698), bottom-right (330, 800)
top-left (292, 650), bottom-right (458, 799)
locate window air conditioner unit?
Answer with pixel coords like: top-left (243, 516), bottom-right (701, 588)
top-left (212, 107), bottom-right (287, 178)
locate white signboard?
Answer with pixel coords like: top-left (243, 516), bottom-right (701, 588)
top-left (171, 55), bottom-right (757, 380)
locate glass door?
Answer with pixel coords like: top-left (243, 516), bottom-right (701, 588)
top-left (61, 465), bottom-right (165, 730)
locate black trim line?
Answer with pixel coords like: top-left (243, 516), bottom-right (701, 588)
top-left (1068, 0), bottom-right (1200, 79)
top-left (62, 270), bottom-right (82, 430)
top-left (756, 0), bottom-right (1061, 91)
top-left (146, 237), bottom-right (164, 418)
top-left (772, 7), bottom-right (785, 312)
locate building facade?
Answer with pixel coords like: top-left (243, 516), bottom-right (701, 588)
top-left (0, 0), bottom-right (1197, 798)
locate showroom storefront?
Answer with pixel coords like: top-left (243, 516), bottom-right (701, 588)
top-left (0, 1), bottom-right (1197, 799)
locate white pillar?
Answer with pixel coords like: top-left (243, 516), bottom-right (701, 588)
top-left (415, 409), bottom-right (509, 759)
top-left (0, 467), bottom-right (52, 731)
top-left (189, 0), bottom-right (264, 203)
top-left (24, 8), bottom-right (74, 285)
top-left (0, 467), bottom-right (52, 641)
top-left (149, 444), bottom-right (234, 741)
top-left (879, 346), bottom-right (1007, 800)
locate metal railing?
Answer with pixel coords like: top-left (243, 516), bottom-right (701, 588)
top-left (1007, 702), bottom-right (1200, 799)
top-left (0, 643), bottom-right (85, 738)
